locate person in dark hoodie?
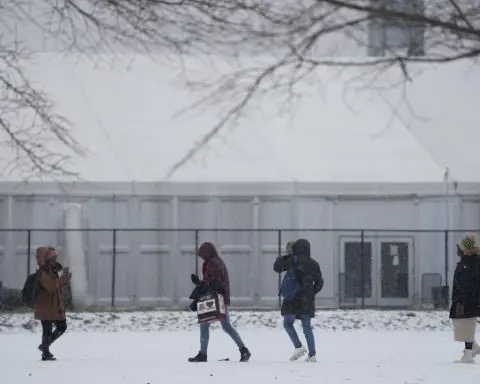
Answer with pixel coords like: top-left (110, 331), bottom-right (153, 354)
top-left (273, 238), bottom-right (323, 362)
top-left (449, 234), bottom-right (480, 363)
top-left (188, 241), bottom-right (251, 363)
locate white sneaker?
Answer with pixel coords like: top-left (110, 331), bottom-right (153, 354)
top-left (455, 349), bottom-right (474, 364)
top-left (289, 346), bottom-right (307, 361)
top-left (305, 355), bottom-right (317, 362)
top-left (473, 342), bottom-right (480, 357)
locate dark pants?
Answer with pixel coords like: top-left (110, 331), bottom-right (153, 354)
top-left (41, 320), bottom-right (67, 351)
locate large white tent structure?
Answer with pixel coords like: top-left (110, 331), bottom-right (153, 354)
top-left (1, 54), bottom-right (479, 183)
top-left (1, 52), bottom-right (480, 310)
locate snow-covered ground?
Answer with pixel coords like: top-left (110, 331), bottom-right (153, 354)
top-left (1, 310), bottom-right (478, 384)
top-left (2, 328), bottom-right (479, 384)
top-left (0, 309), bottom-right (455, 333)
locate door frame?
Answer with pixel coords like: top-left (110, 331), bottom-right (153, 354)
top-left (339, 236), bottom-right (378, 307)
top-left (339, 236), bottom-right (415, 307)
top-left (375, 237), bottom-right (415, 307)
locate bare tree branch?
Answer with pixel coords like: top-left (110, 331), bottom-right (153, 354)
top-left (1, 0), bottom-right (479, 179)
top-left (161, 0), bottom-right (480, 178)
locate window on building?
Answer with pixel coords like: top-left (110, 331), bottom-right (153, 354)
top-left (367, 0), bottom-right (425, 57)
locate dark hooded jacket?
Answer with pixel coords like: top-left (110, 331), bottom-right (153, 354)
top-left (194, 242), bottom-right (231, 305)
top-left (273, 239), bottom-right (323, 318)
top-left (449, 247), bottom-right (480, 319)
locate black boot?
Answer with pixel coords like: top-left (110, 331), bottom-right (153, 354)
top-left (39, 345), bottom-right (56, 361)
top-left (239, 347), bottom-right (251, 362)
top-left (188, 352), bottom-right (207, 362)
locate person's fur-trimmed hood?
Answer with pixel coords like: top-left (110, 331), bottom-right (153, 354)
top-left (36, 246), bottom-right (57, 267)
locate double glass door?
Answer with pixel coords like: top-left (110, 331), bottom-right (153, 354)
top-left (340, 237), bottom-right (413, 306)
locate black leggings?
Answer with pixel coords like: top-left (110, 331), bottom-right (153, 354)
top-left (41, 320), bottom-right (67, 350)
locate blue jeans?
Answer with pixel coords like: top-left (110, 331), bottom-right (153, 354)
top-left (200, 307), bottom-right (245, 354)
top-left (283, 314), bottom-right (316, 357)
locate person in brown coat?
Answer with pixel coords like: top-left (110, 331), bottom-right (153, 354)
top-left (188, 242), bottom-right (251, 363)
top-left (35, 246), bottom-right (71, 361)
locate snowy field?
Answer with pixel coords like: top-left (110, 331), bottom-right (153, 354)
top-left (1, 310), bottom-right (479, 384)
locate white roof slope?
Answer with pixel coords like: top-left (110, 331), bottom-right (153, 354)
top-left (1, 54), bottom-right (478, 183)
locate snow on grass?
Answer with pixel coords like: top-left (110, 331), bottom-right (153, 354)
top-left (0, 310), bottom-right (454, 333)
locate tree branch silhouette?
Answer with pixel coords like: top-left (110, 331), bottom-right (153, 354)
top-left (163, 0), bottom-right (480, 178)
top-left (1, 1), bottom-right (479, 179)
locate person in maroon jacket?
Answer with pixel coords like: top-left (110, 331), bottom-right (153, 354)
top-left (188, 241), bottom-right (251, 362)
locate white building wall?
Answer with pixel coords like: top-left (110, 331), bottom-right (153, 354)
top-left (1, 182), bottom-right (480, 309)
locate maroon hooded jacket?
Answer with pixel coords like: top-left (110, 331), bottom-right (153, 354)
top-left (198, 242), bottom-right (231, 305)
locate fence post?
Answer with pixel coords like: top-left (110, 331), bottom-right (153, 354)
top-left (360, 230), bottom-right (365, 309)
top-left (194, 229), bottom-right (199, 276)
top-left (111, 229), bottom-right (117, 308)
top-left (277, 230), bottom-right (282, 308)
top-left (444, 229), bottom-right (449, 303)
top-left (27, 229), bottom-right (32, 277)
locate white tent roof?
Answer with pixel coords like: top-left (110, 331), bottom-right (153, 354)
top-left (1, 53), bottom-right (478, 183)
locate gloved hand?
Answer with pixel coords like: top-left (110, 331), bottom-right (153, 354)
top-left (53, 262), bottom-right (63, 273)
top-left (188, 301), bottom-right (198, 312)
top-left (191, 274), bottom-right (201, 286)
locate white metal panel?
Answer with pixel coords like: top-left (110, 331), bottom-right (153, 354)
top-left (96, 246), bottom-right (131, 305)
top-left (217, 198), bottom-right (255, 305)
top-left (416, 200), bottom-right (447, 276)
top-left (258, 198), bottom-right (293, 305)
top-left (296, 199), bottom-right (336, 300)
top-left (334, 200), bottom-right (416, 230)
top-left (135, 198), bottom-right (174, 305)
top-left (176, 198), bottom-right (215, 303)
top-left (0, 198), bottom-right (5, 287)
top-left (137, 245), bottom-right (172, 306)
top-left (460, 201), bottom-right (480, 230)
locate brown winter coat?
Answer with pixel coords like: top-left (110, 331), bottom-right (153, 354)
top-left (34, 247), bottom-right (69, 321)
top-left (198, 242), bottom-right (231, 305)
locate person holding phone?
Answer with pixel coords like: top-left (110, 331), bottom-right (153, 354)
top-left (34, 246), bottom-right (72, 361)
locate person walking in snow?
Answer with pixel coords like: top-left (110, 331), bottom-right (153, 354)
top-left (188, 241), bottom-right (251, 363)
top-left (274, 238), bottom-right (324, 362)
top-left (35, 246), bottom-right (71, 361)
top-left (449, 234), bottom-right (480, 363)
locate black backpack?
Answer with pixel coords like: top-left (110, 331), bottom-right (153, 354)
top-left (22, 271), bottom-right (40, 308)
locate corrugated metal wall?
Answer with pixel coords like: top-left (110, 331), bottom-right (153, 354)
top-left (1, 182), bottom-right (479, 309)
